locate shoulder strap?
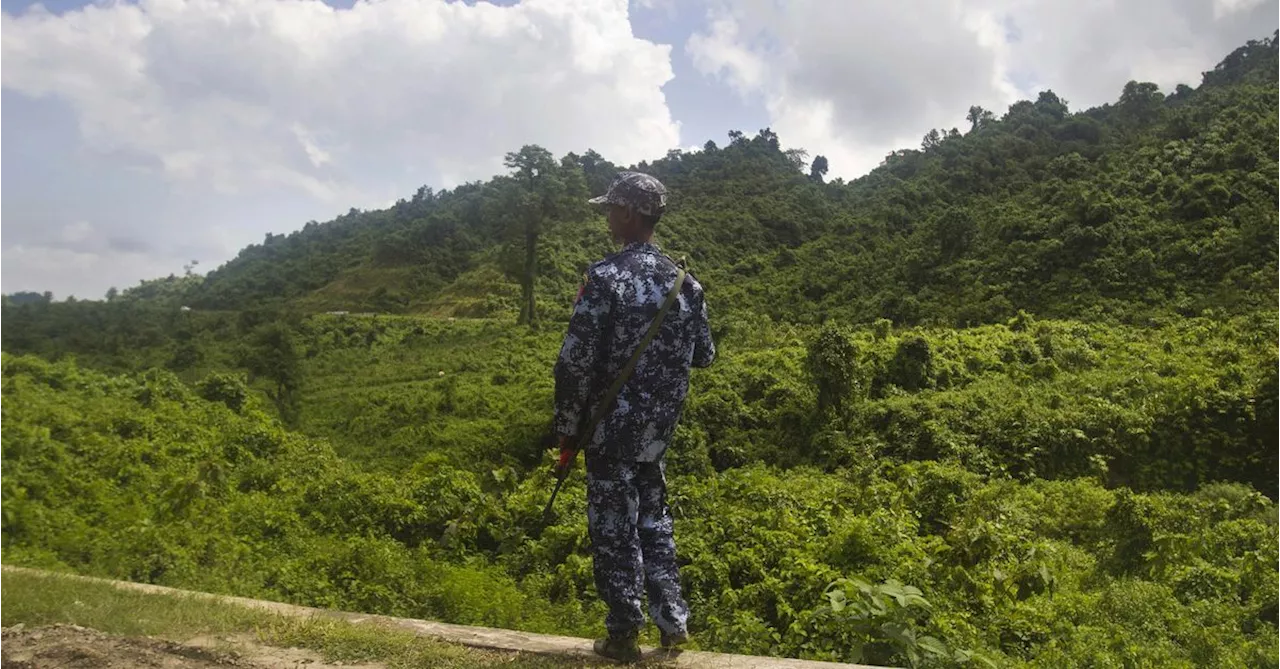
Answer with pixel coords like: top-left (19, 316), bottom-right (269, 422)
top-left (575, 263), bottom-right (687, 451)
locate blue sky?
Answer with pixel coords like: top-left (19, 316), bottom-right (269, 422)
top-left (2, 0), bottom-right (1274, 299)
top-left (627, 0), bottom-right (769, 148)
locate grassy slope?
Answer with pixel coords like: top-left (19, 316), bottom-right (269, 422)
top-left (293, 314), bottom-right (561, 471)
top-left (289, 309), bottom-right (1277, 491)
top-left (1, 568), bottom-right (592, 669)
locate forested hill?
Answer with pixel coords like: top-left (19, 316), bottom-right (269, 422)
top-left (38, 30), bottom-right (1271, 328)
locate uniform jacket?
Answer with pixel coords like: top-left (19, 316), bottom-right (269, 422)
top-left (553, 241), bottom-right (716, 462)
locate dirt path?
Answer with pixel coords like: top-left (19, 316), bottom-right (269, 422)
top-left (1, 624), bottom-right (383, 669)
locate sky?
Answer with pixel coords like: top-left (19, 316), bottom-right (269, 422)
top-left (2, 0), bottom-right (1274, 300)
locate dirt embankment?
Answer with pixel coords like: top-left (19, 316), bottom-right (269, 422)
top-left (1, 624), bottom-right (383, 669)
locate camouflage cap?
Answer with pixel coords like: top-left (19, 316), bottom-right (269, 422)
top-left (588, 171), bottom-right (668, 217)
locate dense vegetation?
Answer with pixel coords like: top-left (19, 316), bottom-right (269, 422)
top-left (3, 312), bottom-right (1276, 667)
top-left (3, 32), bottom-right (1277, 669)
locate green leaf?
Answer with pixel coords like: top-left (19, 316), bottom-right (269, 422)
top-left (916, 636), bottom-right (949, 657)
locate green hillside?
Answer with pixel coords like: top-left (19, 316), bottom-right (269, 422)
top-left (1, 31), bottom-right (1278, 669)
top-left (121, 31), bottom-right (1276, 328)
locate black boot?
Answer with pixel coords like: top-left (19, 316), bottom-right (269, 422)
top-left (660, 629), bottom-right (688, 649)
top-left (593, 631), bottom-right (641, 663)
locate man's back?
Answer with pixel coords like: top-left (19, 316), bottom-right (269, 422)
top-left (553, 241), bottom-right (715, 462)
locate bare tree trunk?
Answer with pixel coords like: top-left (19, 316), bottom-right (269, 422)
top-left (520, 225), bottom-right (538, 328)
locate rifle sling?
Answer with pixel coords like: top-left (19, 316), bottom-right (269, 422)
top-left (573, 264), bottom-right (687, 453)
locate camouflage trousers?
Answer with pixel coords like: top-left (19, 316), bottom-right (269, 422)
top-left (584, 453), bottom-right (689, 637)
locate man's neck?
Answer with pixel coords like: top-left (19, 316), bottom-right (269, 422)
top-left (619, 233), bottom-right (654, 247)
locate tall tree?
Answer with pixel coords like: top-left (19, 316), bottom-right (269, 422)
top-left (966, 105), bottom-right (994, 133)
top-left (241, 321), bottom-right (301, 425)
top-left (1117, 81), bottom-right (1165, 125)
top-left (809, 155), bottom-right (829, 182)
top-left (1034, 90), bottom-right (1070, 119)
top-left (569, 149), bottom-right (617, 197)
top-left (921, 128), bottom-right (943, 151)
top-left (784, 147), bottom-right (810, 171)
top-left (501, 145), bottom-right (584, 329)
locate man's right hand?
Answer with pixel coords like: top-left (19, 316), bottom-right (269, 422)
top-left (556, 435), bottom-right (577, 476)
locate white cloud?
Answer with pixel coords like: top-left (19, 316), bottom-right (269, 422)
top-left (1, 0), bottom-right (682, 297)
top-left (686, 13), bottom-right (768, 97)
top-left (687, 0), bottom-right (1020, 177)
top-left (1213, 0), bottom-right (1266, 18)
top-left (686, 0), bottom-right (1277, 180)
top-left (992, 0), bottom-right (1273, 109)
top-left (1, 0), bottom-right (681, 199)
top-left (58, 221), bottom-right (94, 245)
top-left (1, 244), bottom-right (183, 300)
top-left (632, 0), bottom-right (676, 12)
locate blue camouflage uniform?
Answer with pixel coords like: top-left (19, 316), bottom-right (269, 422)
top-left (553, 171), bottom-right (716, 640)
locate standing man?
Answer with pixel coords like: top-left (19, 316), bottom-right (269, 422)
top-left (552, 171), bottom-right (717, 662)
